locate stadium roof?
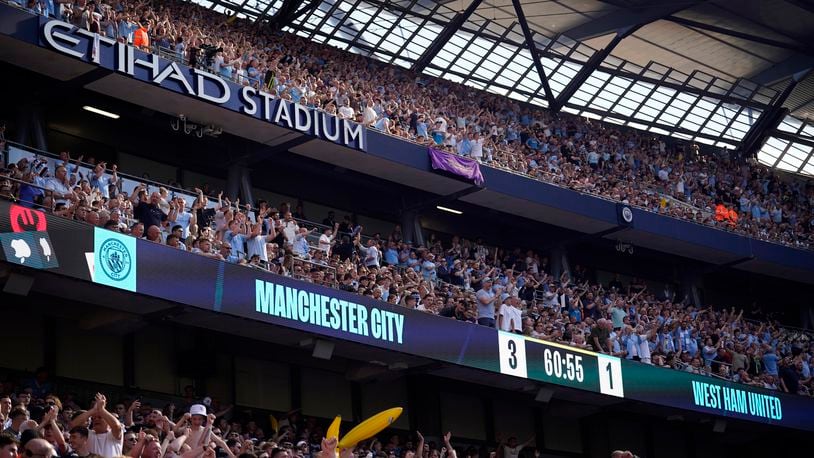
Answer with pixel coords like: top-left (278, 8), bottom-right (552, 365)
top-left (190, 0), bottom-right (814, 176)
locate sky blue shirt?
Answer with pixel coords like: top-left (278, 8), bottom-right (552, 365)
top-left (293, 234), bottom-right (310, 257)
top-left (224, 231), bottom-right (246, 258)
top-left (476, 288), bottom-right (495, 319)
top-left (417, 121), bottom-right (428, 138)
top-left (762, 353), bottom-right (779, 375)
top-left (384, 248), bottom-right (398, 265)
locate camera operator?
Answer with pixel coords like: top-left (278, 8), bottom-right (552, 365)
top-left (199, 40), bottom-right (224, 71)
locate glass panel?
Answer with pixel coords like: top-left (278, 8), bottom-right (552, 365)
top-left (613, 105), bottom-right (635, 117)
top-left (778, 115), bottom-right (803, 133)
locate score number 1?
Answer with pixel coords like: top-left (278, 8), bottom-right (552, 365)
top-left (597, 354), bottom-right (624, 398)
top-left (498, 332), bottom-right (528, 378)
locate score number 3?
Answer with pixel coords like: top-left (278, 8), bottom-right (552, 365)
top-left (597, 354), bottom-right (624, 398)
top-left (498, 332), bottom-right (528, 378)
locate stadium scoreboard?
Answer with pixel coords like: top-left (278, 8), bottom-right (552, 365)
top-left (498, 332), bottom-right (623, 397)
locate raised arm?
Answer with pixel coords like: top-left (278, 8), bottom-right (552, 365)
top-left (41, 407), bottom-right (67, 453)
top-left (210, 433), bottom-right (235, 458)
top-left (174, 412), bottom-right (191, 433)
top-left (129, 430), bottom-right (151, 458)
top-left (160, 430), bottom-right (176, 458)
top-left (443, 432), bottom-right (456, 458)
top-left (130, 184), bottom-right (144, 204)
top-left (251, 216), bottom-right (263, 238)
top-left (124, 400), bottom-right (139, 428)
top-left (94, 393), bottom-right (123, 439)
top-left (319, 437), bottom-right (338, 458)
top-left (70, 402), bottom-right (96, 429)
top-left (415, 431), bottom-right (424, 457)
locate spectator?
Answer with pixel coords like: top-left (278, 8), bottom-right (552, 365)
top-left (45, 165), bottom-right (75, 206)
top-left (476, 278), bottom-right (496, 327)
top-left (131, 186), bottom-right (174, 229)
top-left (68, 426), bottom-right (89, 457)
top-left (497, 434), bottom-right (535, 458)
top-left (3, 408), bottom-right (27, 439)
top-left (498, 297), bottom-right (523, 334)
top-left (363, 239), bottom-right (380, 268)
top-left (589, 319), bottom-right (612, 353)
top-left (69, 393), bottom-right (123, 456)
top-left (0, 435), bottom-right (19, 458)
top-left (22, 438), bottom-right (56, 458)
top-left (88, 162), bottom-right (118, 199)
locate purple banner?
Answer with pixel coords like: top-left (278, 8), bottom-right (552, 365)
top-left (428, 148), bottom-right (485, 186)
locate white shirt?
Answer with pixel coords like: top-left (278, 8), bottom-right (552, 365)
top-left (282, 220), bottom-right (299, 246)
top-left (434, 116), bottom-right (447, 133)
top-left (88, 429), bottom-right (123, 457)
top-left (338, 105), bottom-right (355, 119)
top-left (498, 303), bottom-right (522, 332)
top-left (638, 334), bottom-right (652, 364)
top-left (470, 137), bottom-right (485, 158)
top-left (363, 106), bottom-right (377, 125)
top-left (365, 245), bottom-right (380, 267)
top-left (175, 211), bottom-right (193, 239)
top-left (318, 233), bottom-right (332, 254)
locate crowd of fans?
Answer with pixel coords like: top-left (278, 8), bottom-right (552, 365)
top-left (1, 146), bottom-right (813, 402)
top-left (7, 0), bottom-right (812, 249)
top-left (1, 371), bottom-right (492, 458)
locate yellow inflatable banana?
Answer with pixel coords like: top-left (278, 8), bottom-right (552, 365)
top-left (327, 415), bottom-right (342, 440)
top-left (337, 407), bottom-right (402, 449)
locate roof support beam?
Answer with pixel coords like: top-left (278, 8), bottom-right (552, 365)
top-left (768, 130), bottom-right (814, 150)
top-left (410, 0), bottom-right (484, 73)
top-left (264, 0), bottom-right (307, 30)
top-left (550, 26), bottom-right (638, 112)
top-left (288, 0), bottom-right (322, 25)
top-left (749, 54), bottom-right (814, 86)
top-left (564, 0), bottom-right (702, 41)
top-left (511, 0), bottom-right (555, 107)
top-left (665, 16), bottom-right (814, 55)
top-left (741, 69), bottom-right (812, 159)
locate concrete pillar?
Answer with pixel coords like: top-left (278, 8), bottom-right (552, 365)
top-left (400, 210), bottom-right (424, 246)
top-left (226, 163), bottom-right (242, 202)
top-left (550, 245), bottom-right (566, 279)
top-left (30, 107), bottom-right (48, 152)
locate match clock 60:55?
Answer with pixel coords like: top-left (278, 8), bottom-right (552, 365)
top-left (497, 331), bottom-right (624, 398)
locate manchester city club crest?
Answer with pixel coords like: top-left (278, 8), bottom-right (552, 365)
top-left (99, 238), bottom-right (132, 281)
